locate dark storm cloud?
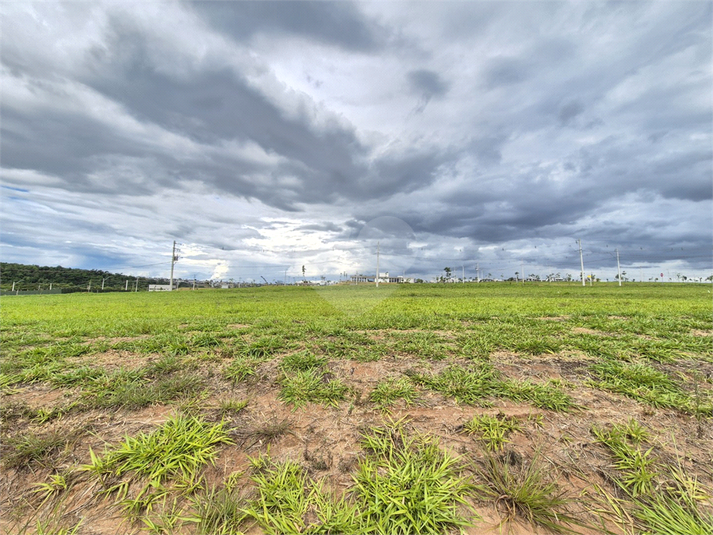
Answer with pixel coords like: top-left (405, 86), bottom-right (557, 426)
top-left (558, 100), bottom-right (585, 126)
top-left (296, 222), bottom-right (343, 232)
top-left (2, 12), bottom-right (449, 210)
top-left (1, 1), bottom-right (710, 278)
top-left (482, 57), bottom-right (530, 89)
top-left (189, 0), bottom-right (389, 51)
top-left (407, 69), bottom-right (450, 113)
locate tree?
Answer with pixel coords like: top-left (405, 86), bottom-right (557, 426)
top-left (514, 271), bottom-right (519, 282)
top-left (443, 267), bottom-right (452, 281)
top-left (302, 265), bottom-right (306, 280)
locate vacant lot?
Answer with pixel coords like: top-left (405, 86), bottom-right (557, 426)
top-left (1, 283), bottom-right (711, 534)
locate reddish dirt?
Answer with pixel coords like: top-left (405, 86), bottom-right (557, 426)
top-left (72, 350), bottom-right (152, 371)
top-left (691, 329), bottom-right (712, 337)
top-left (2, 346), bottom-right (712, 535)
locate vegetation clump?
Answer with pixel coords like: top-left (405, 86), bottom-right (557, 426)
top-left (462, 413), bottom-right (521, 451)
top-left (84, 414), bottom-right (232, 510)
top-left (369, 377), bottom-right (418, 409)
top-left (410, 365), bottom-right (575, 411)
top-left (589, 360), bottom-right (712, 415)
top-left (355, 420), bottom-right (475, 534)
top-left (593, 420), bottom-right (713, 534)
top-left (474, 452), bottom-right (583, 533)
top-left (279, 369), bottom-right (349, 407)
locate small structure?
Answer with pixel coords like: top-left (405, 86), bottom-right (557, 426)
top-left (148, 284), bottom-right (173, 292)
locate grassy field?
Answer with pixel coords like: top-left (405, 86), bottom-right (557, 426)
top-left (1, 283), bottom-right (712, 534)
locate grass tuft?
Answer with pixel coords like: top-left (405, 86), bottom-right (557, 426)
top-left (83, 414), bottom-right (232, 506)
top-left (408, 364), bottom-right (502, 405)
top-left (218, 398), bottom-right (249, 416)
top-left (463, 413), bottom-right (521, 451)
top-left (355, 420), bottom-right (475, 534)
top-left (224, 357), bottom-right (262, 384)
top-left (369, 377), bottom-right (418, 409)
top-left (189, 484), bottom-right (247, 535)
top-left (592, 422), bottom-right (657, 497)
top-left (279, 351), bottom-right (326, 372)
top-left (589, 360), bottom-right (712, 415)
top-left (279, 369), bottom-right (349, 407)
top-left (474, 452), bottom-right (582, 533)
top-left (3, 429), bottom-right (74, 470)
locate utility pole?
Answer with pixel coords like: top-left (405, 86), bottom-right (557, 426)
top-left (375, 241), bottom-right (380, 288)
top-left (169, 241), bottom-right (177, 291)
top-left (521, 263), bottom-right (525, 284)
top-left (616, 249), bottom-right (621, 287)
top-left (578, 239), bottom-right (585, 287)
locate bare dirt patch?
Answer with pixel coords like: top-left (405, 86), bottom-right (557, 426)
top-left (572, 326), bottom-right (605, 335)
top-left (6, 384), bottom-right (68, 410)
top-left (538, 315), bottom-right (570, 321)
top-left (692, 329), bottom-right (712, 337)
top-left (3, 337), bottom-right (712, 534)
top-left (72, 349), bottom-right (151, 371)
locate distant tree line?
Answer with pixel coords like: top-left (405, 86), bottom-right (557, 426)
top-left (0, 263), bottom-right (170, 292)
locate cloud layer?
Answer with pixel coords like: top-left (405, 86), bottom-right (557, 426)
top-left (1, 1), bottom-right (711, 282)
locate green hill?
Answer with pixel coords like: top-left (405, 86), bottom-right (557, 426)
top-left (0, 262), bottom-right (170, 292)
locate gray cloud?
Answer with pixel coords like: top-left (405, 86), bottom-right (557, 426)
top-left (558, 100), bottom-right (585, 126)
top-left (482, 57), bottom-right (529, 89)
top-left (407, 69), bottom-right (450, 113)
top-left (189, 0), bottom-right (390, 51)
top-left (1, 1), bottom-right (710, 280)
top-left (297, 222), bottom-right (343, 233)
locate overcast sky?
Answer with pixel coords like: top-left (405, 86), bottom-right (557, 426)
top-left (2, 1), bottom-right (711, 283)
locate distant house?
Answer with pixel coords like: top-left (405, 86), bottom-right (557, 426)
top-left (351, 272), bottom-right (408, 284)
top-left (148, 284), bottom-right (172, 291)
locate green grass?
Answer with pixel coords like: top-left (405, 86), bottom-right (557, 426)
top-left (279, 369), bottom-right (350, 407)
top-left (84, 414), bottom-right (232, 507)
top-left (409, 365), bottom-right (575, 411)
top-left (3, 429), bottom-right (72, 470)
top-left (408, 364), bottom-right (503, 405)
top-left (245, 456), bottom-right (318, 534)
top-left (224, 357), bottom-right (262, 384)
top-left (189, 484), bottom-right (247, 535)
top-left (589, 360), bottom-right (712, 415)
top-left (593, 421), bottom-right (713, 534)
top-left (2, 283), bottom-right (711, 532)
top-left (369, 377), bottom-right (418, 409)
top-left (218, 398), bottom-right (249, 416)
top-left (82, 370), bottom-right (206, 410)
top-left (279, 351), bottom-right (326, 372)
top-left (462, 413), bottom-right (521, 451)
top-left (474, 452), bottom-right (584, 533)
top-left (355, 420), bottom-right (475, 534)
